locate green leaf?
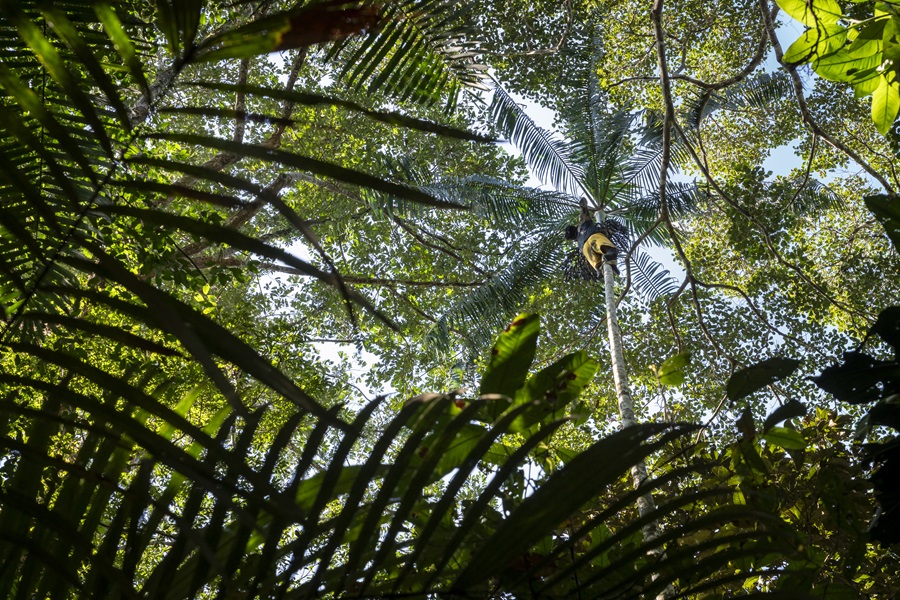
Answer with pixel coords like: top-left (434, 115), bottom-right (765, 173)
top-left (479, 314), bottom-right (540, 399)
top-left (813, 48), bottom-right (881, 82)
top-left (656, 351), bottom-right (692, 386)
top-left (776, 0), bottom-right (843, 27)
top-left (176, 84), bottom-right (493, 141)
top-left (453, 423), bottom-right (697, 588)
top-left (848, 18), bottom-right (886, 54)
top-left (867, 305), bottom-right (900, 351)
top-left (508, 350), bottom-right (599, 431)
top-left (864, 194), bottom-right (900, 249)
top-left (413, 423), bottom-right (489, 478)
top-left (141, 133), bottom-right (466, 210)
top-left (154, 0), bottom-right (202, 55)
top-left (761, 427), bottom-right (808, 450)
top-left (43, 8), bottom-right (133, 133)
top-left (812, 348), bottom-right (900, 404)
top-left (515, 350), bottom-right (598, 406)
top-left (726, 357), bottom-right (801, 402)
top-left (93, 3), bottom-right (150, 98)
top-left (851, 68), bottom-right (883, 97)
top-left (784, 23), bottom-right (847, 64)
top-left (872, 74), bottom-right (900, 134)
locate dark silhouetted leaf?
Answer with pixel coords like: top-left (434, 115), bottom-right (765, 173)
top-left (727, 357), bottom-right (801, 402)
top-left (812, 350), bottom-right (900, 404)
top-left (763, 399), bottom-right (807, 432)
top-left (866, 305), bottom-right (900, 355)
top-left (865, 194), bottom-right (900, 252)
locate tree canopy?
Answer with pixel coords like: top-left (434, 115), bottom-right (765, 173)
top-left (0, 0), bottom-right (899, 597)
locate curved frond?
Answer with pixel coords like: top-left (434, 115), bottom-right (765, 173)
top-left (685, 72), bottom-right (794, 128)
top-left (333, 0), bottom-right (490, 106)
top-left (448, 175), bottom-right (578, 227)
top-left (564, 78), bottom-right (635, 207)
top-left (490, 84), bottom-right (588, 198)
top-left (780, 177), bottom-right (845, 214)
top-left (0, 380), bottom-right (799, 597)
top-left (430, 237), bottom-right (566, 353)
top-left (628, 250), bottom-right (681, 302)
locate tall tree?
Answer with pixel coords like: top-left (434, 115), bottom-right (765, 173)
top-left (0, 1), bottom-right (807, 597)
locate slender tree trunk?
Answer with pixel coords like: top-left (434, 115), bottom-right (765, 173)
top-left (602, 261), bottom-right (674, 600)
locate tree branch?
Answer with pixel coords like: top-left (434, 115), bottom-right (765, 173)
top-left (156, 49), bottom-right (309, 209)
top-left (759, 0), bottom-right (895, 194)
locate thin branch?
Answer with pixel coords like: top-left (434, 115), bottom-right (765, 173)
top-left (179, 172), bottom-right (294, 257)
top-left (669, 25), bottom-right (768, 91)
top-left (385, 286), bottom-right (441, 325)
top-left (675, 119), bottom-right (869, 319)
top-left (392, 216), bottom-right (487, 275)
top-left (650, 3), bottom-right (724, 361)
top-left (759, 0), bottom-right (895, 194)
top-left (156, 49), bottom-right (309, 209)
top-left (232, 58), bottom-right (250, 144)
top-left (693, 278), bottom-right (832, 360)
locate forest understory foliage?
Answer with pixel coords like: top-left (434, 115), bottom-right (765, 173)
top-left (0, 0), bottom-right (899, 597)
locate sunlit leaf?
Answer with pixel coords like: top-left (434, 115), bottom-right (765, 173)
top-left (776, 0), bottom-right (843, 27)
top-left (872, 75), bottom-right (900, 135)
top-left (761, 427), bottom-right (808, 450)
top-left (657, 351), bottom-right (692, 387)
top-left (479, 313), bottom-right (539, 400)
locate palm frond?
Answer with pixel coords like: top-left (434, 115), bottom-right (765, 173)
top-left (333, 0), bottom-right (490, 107)
top-left (565, 81), bottom-right (635, 205)
top-left (620, 112), bottom-right (696, 202)
top-left (447, 174), bottom-right (578, 227)
top-left (609, 180), bottom-right (706, 245)
top-left (685, 72), bottom-right (794, 128)
top-left (629, 250), bottom-right (681, 302)
top-left (490, 84), bottom-right (588, 198)
top-left (0, 379), bottom-right (799, 597)
top-left (0, 0), bottom-right (493, 485)
top-left (430, 238), bottom-right (565, 353)
top-left (780, 177), bottom-right (845, 214)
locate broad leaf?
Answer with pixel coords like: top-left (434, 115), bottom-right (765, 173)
top-left (727, 357), bottom-right (801, 402)
top-left (812, 350), bottom-right (900, 404)
top-left (864, 194), bottom-right (900, 250)
top-left (479, 313), bottom-right (539, 399)
top-left (776, 0), bottom-right (843, 27)
top-left (509, 350), bottom-right (599, 431)
top-left (763, 399), bottom-right (808, 432)
top-left (656, 351), bottom-right (692, 386)
top-left (872, 75), bottom-right (900, 135)
top-left (784, 23), bottom-right (847, 63)
top-left (761, 427), bottom-right (808, 450)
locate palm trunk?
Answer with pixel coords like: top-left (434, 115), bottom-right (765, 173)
top-left (602, 261), bottom-right (674, 599)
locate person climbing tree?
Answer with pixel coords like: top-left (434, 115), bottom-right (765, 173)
top-left (565, 200), bottom-right (620, 277)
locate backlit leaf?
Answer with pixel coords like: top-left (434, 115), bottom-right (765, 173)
top-left (727, 357), bottom-right (801, 402)
top-left (762, 427), bottom-right (808, 450)
top-left (872, 75), bottom-right (900, 134)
